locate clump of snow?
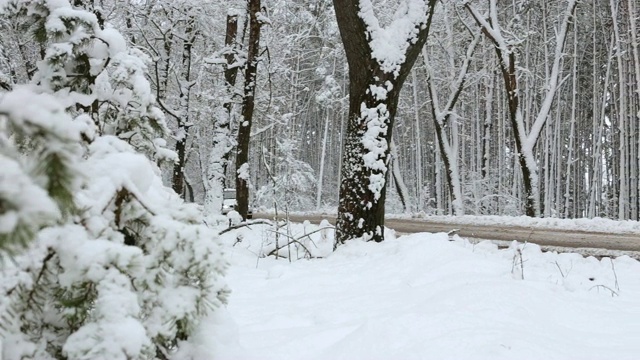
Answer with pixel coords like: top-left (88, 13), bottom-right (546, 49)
top-left (227, 210), bottom-right (243, 226)
top-left (238, 163), bottom-right (250, 181)
top-left (358, 0), bottom-right (430, 76)
top-left (0, 155), bottom-right (59, 234)
top-left (360, 101), bottom-right (390, 202)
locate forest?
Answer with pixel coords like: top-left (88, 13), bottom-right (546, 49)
top-left (1, 0), bottom-right (637, 222)
top-left (0, 0), bottom-right (639, 358)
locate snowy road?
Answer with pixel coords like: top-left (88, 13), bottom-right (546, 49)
top-left (254, 213), bottom-right (640, 253)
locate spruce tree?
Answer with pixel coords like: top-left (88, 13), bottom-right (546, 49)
top-left (0, 1), bottom-right (228, 359)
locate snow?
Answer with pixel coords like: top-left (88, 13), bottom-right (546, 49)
top-left (360, 102), bottom-right (389, 202)
top-left (0, 155), bottom-right (59, 233)
top-left (0, 87), bottom-right (81, 141)
top-left (358, 0), bottom-right (430, 76)
top-left (256, 12), bottom-right (271, 25)
top-left (207, 221), bottom-right (640, 359)
top-left (387, 214), bottom-right (640, 235)
top-left (238, 163), bottom-right (250, 181)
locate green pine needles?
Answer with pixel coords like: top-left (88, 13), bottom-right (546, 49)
top-left (0, 1), bottom-right (229, 359)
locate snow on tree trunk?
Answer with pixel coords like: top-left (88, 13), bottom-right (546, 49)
top-left (333, 0), bottom-right (437, 244)
top-left (205, 12), bottom-right (240, 215)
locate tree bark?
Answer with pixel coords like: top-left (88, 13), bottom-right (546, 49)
top-left (236, 0), bottom-right (263, 219)
top-left (333, 0), bottom-right (437, 244)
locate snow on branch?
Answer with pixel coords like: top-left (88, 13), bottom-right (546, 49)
top-left (525, 0), bottom-right (578, 150)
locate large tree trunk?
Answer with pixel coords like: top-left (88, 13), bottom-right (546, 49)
top-left (333, 0), bottom-right (437, 244)
top-left (236, 0), bottom-right (263, 220)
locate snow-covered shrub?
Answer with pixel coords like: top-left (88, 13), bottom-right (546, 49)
top-left (0, 88), bottom-right (81, 253)
top-left (93, 45), bottom-right (172, 161)
top-left (0, 1), bottom-right (228, 359)
top-left (1, 136), bottom-right (229, 359)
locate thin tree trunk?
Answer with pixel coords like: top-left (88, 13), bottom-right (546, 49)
top-left (423, 31), bottom-right (480, 216)
top-left (411, 71), bottom-right (424, 212)
top-left (610, 0), bottom-right (627, 219)
top-left (482, 71), bottom-right (494, 180)
top-left (564, 28), bottom-right (578, 217)
top-left (171, 15), bottom-right (195, 197)
top-left (466, 0), bottom-right (577, 217)
top-left (390, 138), bottom-right (410, 213)
top-left (236, 0), bottom-right (263, 219)
top-left (316, 112), bottom-right (330, 209)
top-left (205, 13), bottom-right (239, 214)
top-left (627, 0), bottom-right (640, 220)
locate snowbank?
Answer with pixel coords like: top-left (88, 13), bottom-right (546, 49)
top-left (213, 224), bottom-right (640, 359)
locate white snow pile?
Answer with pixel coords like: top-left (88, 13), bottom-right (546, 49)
top-left (214, 222), bottom-right (640, 359)
top-left (358, 0), bottom-right (430, 76)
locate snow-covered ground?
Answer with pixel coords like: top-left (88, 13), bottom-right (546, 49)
top-left (207, 221), bottom-right (640, 360)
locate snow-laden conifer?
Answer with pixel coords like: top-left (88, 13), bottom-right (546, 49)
top-left (0, 1), bottom-right (228, 359)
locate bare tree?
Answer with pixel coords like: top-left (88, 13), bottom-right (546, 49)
top-left (466, 0), bottom-right (578, 217)
top-left (423, 20), bottom-right (481, 216)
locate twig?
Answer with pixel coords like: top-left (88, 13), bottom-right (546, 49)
top-left (267, 236), bottom-right (312, 258)
top-left (554, 261), bottom-right (566, 278)
top-left (266, 226), bottom-right (334, 258)
top-left (589, 284), bottom-right (619, 297)
top-left (610, 258), bottom-right (620, 293)
top-left (218, 219), bottom-right (273, 235)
